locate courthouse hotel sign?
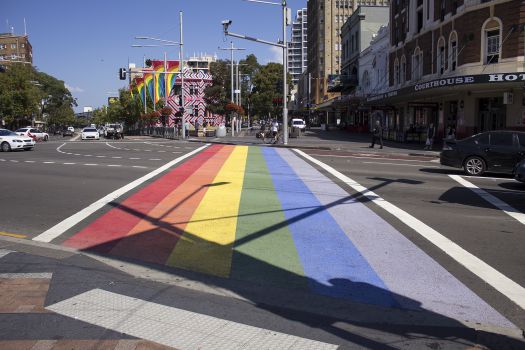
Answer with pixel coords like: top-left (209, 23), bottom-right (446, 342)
top-left (368, 73), bottom-right (525, 103)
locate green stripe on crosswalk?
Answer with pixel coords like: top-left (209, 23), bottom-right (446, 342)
top-left (231, 147), bottom-right (307, 289)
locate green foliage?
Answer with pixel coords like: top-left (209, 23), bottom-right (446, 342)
top-left (250, 62), bottom-right (292, 119)
top-left (0, 63), bottom-right (77, 129)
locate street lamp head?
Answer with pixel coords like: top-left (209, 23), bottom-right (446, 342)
top-left (222, 20), bottom-right (232, 33)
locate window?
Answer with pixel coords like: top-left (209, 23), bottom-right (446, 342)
top-left (10, 43), bottom-right (16, 49)
top-left (412, 47), bottom-right (422, 80)
top-left (394, 58), bottom-right (400, 86)
top-left (417, 10), bottom-right (423, 32)
top-left (490, 132), bottom-right (513, 147)
top-left (449, 32), bottom-right (458, 71)
top-left (400, 55), bottom-right (406, 84)
top-left (486, 29), bottom-right (500, 64)
top-left (0, 44), bottom-right (6, 50)
top-left (437, 38), bottom-right (445, 74)
top-left (21, 43), bottom-right (25, 48)
top-left (362, 70), bottom-right (370, 91)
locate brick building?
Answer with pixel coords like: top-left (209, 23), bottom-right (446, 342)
top-left (369, 0), bottom-right (525, 142)
top-left (0, 33), bottom-right (32, 69)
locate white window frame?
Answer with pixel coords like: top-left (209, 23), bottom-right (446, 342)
top-left (394, 58), bottom-right (400, 86)
top-left (400, 55), bottom-right (406, 84)
top-left (481, 17), bottom-right (502, 65)
top-left (437, 37), bottom-right (446, 75)
top-left (412, 47), bottom-right (422, 81)
top-left (448, 31), bottom-right (458, 72)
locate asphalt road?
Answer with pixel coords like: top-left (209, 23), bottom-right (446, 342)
top-left (0, 138), bottom-right (524, 349)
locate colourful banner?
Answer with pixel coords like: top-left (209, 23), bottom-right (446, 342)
top-left (143, 69), bottom-right (154, 103)
top-left (152, 60), bottom-right (165, 104)
top-left (134, 77), bottom-right (145, 106)
top-left (166, 60), bottom-right (180, 98)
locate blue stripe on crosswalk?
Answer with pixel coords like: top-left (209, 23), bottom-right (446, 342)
top-left (263, 148), bottom-right (397, 307)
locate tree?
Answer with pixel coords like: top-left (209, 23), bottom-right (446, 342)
top-left (204, 59), bottom-right (230, 115)
top-left (250, 62), bottom-right (292, 120)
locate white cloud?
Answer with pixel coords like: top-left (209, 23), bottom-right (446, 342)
top-left (266, 46), bottom-right (284, 64)
top-left (65, 84), bottom-right (84, 93)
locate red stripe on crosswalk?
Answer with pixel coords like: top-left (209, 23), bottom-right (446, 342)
top-left (63, 145), bottom-right (223, 252)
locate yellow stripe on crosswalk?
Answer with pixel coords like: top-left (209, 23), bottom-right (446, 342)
top-left (167, 146), bottom-right (248, 277)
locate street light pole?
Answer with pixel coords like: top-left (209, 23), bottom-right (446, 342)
top-left (282, 0), bottom-right (288, 145)
top-left (179, 11), bottom-right (186, 139)
top-left (223, 0), bottom-right (290, 144)
top-left (219, 42), bottom-right (245, 137)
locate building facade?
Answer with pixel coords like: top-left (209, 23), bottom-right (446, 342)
top-left (288, 8), bottom-right (308, 87)
top-left (306, 0), bottom-right (390, 108)
top-left (0, 33), bottom-right (33, 69)
top-left (370, 0), bottom-right (525, 143)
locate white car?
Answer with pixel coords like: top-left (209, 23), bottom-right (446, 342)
top-left (0, 128), bottom-right (36, 151)
top-left (15, 127), bottom-right (49, 141)
top-left (291, 119), bottom-right (306, 131)
top-left (81, 127), bottom-right (100, 140)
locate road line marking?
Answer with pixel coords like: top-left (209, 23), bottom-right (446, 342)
top-left (450, 175), bottom-right (525, 226)
top-left (105, 142), bottom-right (119, 149)
top-left (362, 161), bottom-right (438, 167)
top-left (112, 156), bottom-right (122, 159)
top-left (294, 149), bottom-right (525, 310)
top-left (33, 145), bottom-right (209, 243)
top-left (172, 151), bottom-right (182, 154)
top-left (83, 164), bottom-right (98, 166)
top-left (461, 175), bottom-right (518, 182)
top-left (132, 166), bottom-right (147, 169)
top-left (96, 155), bottom-right (105, 158)
top-left (0, 231), bottom-right (27, 239)
top-left (0, 273), bottom-right (52, 279)
top-left (43, 161), bottom-right (55, 164)
top-left (0, 249), bottom-right (12, 259)
top-left (129, 157), bottom-right (140, 160)
top-left (56, 143), bottom-right (66, 153)
top-left (73, 153), bottom-right (81, 156)
top-left (148, 158), bottom-right (161, 161)
top-left (63, 162), bottom-right (76, 165)
top-left (308, 153), bottom-right (434, 162)
top-left (107, 165), bottom-right (121, 167)
top-left (9, 160), bottom-right (19, 163)
top-left (84, 155), bottom-right (92, 157)
top-left (47, 289), bottom-right (338, 350)
top-left (24, 160), bottom-right (35, 163)
top-left (0, 159), bottom-right (5, 161)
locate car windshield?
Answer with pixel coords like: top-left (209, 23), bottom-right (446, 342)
top-left (83, 128), bottom-right (97, 132)
top-left (293, 121), bottom-right (304, 125)
top-left (15, 128), bottom-right (28, 132)
top-left (0, 129), bottom-right (17, 136)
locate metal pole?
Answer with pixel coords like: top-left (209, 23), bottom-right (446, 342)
top-left (230, 42), bottom-right (235, 136)
top-left (282, 1), bottom-right (289, 145)
top-left (143, 55), bottom-right (147, 114)
top-left (180, 11), bottom-right (186, 139)
top-left (236, 61), bottom-right (239, 105)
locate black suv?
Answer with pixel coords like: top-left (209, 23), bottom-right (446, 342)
top-left (440, 131), bottom-right (525, 176)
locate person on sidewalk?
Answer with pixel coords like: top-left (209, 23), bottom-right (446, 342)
top-left (369, 121), bottom-right (383, 149)
top-left (425, 123), bottom-right (436, 150)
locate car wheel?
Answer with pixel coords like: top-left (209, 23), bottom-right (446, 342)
top-left (44, 135), bottom-right (49, 141)
top-left (1, 142), bottom-right (11, 152)
top-left (464, 156), bottom-right (486, 176)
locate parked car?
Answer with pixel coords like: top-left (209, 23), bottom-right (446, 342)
top-left (291, 118), bottom-right (306, 131)
top-left (81, 127), bottom-right (100, 140)
top-left (0, 128), bottom-right (36, 151)
top-left (515, 158), bottom-right (525, 183)
top-left (62, 127), bottom-right (74, 137)
top-left (440, 130), bottom-right (525, 176)
top-left (15, 127), bottom-right (49, 141)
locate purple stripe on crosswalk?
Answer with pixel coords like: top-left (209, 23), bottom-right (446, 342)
top-left (277, 148), bottom-right (514, 329)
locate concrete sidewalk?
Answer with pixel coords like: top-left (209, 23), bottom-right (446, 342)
top-left (191, 127), bottom-right (441, 158)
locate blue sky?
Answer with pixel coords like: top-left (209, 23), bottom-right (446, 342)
top-left (3, 0), bottom-right (306, 112)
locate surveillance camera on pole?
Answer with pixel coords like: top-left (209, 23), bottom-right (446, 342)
top-left (222, 20), bottom-right (232, 34)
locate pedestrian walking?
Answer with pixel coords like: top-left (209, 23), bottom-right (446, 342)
top-left (202, 120), bottom-right (208, 137)
top-left (369, 121), bottom-right (383, 149)
top-left (425, 123), bottom-right (436, 150)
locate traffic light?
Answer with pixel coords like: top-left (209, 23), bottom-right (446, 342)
top-left (119, 68), bottom-right (127, 80)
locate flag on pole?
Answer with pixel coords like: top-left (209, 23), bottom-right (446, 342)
top-left (144, 69), bottom-right (154, 103)
top-left (135, 77), bottom-right (145, 106)
top-left (152, 60), bottom-right (165, 104)
top-left (166, 60), bottom-right (180, 98)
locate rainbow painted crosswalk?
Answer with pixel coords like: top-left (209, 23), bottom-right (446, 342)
top-left (63, 145), bottom-right (513, 328)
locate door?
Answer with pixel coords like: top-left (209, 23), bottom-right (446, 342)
top-left (485, 132), bottom-right (519, 172)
